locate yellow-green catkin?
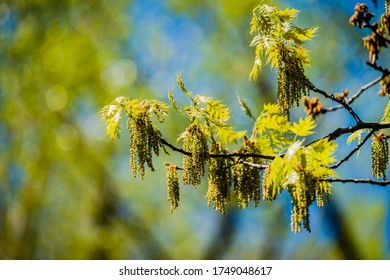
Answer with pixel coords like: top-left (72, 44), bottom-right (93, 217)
top-left (206, 143), bottom-right (232, 214)
top-left (371, 131), bottom-right (389, 180)
top-left (261, 164), bottom-right (278, 201)
top-left (166, 162), bottom-right (180, 213)
top-left (290, 205), bottom-right (309, 234)
top-left (315, 181), bottom-right (331, 208)
top-left (182, 123), bottom-right (209, 187)
top-left (288, 171), bottom-right (318, 233)
top-left (128, 113), bottom-right (162, 179)
top-left (232, 137), bottom-right (261, 208)
top-left (277, 48), bottom-right (311, 116)
top-left (289, 185), bottom-right (310, 233)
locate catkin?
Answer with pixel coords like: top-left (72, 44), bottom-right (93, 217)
top-left (128, 113), bottom-right (162, 179)
top-left (371, 131), bottom-right (389, 180)
top-left (287, 171), bottom-right (320, 233)
top-left (166, 163), bottom-right (180, 213)
top-left (206, 143), bottom-right (232, 214)
top-left (261, 164), bottom-right (275, 201)
top-left (232, 137), bottom-right (261, 208)
top-left (277, 48), bottom-right (311, 117)
top-left (182, 123), bottom-right (209, 187)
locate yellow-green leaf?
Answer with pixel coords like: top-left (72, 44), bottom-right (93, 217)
top-left (237, 94), bottom-right (255, 120)
top-left (176, 73), bottom-right (191, 96)
top-left (218, 127), bottom-right (246, 145)
top-left (106, 109), bottom-right (122, 140)
top-left (168, 90), bottom-right (181, 113)
top-left (277, 8), bottom-right (299, 21)
top-left (382, 100), bottom-right (390, 122)
top-left (347, 129), bottom-right (366, 145)
top-left (290, 117), bottom-right (316, 136)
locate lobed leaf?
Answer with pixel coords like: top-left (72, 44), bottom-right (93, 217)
top-left (290, 117), bottom-right (316, 137)
top-left (237, 94), bottom-right (255, 120)
top-left (382, 100), bottom-right (390, 122)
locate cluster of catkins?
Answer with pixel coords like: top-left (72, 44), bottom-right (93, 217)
top-left (165, 124), bottom-right (263, 215)
top-left (277, 48), bottom-right (311, 116)
top-left (182, 123), bottom-right (210, 186)
top-left (232, 137), bottom-right (262, 209)
top-left (206, 143), bottom-right (232, 214)
top-left (262, 162), bottom-right (331, 233)
top-left (128, 112), bottom-right (162, 179)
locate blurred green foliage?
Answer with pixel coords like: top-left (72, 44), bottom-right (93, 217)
top-left (0, 0), bottom-right (389, 259)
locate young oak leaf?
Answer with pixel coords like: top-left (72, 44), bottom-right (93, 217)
top-left (290, 117), bottom-right (316, 137)
top-left (347, 129), bottom-right (368, 145)
top-left (237, 94), bottom-right (256, 120)
top-left (99, 104), bottom-right (122, 140)
top-left (381, 100), bottom-right (390, 122)
top-left (347, 129), bottom-right (369, 158)
top-left (106, 111), bottom-right (121, 140)
top-left (176, 73), bottom-right (192, 96)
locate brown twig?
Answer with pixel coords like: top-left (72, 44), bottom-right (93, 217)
top-left (309, 84), bottom-right (362, 123)
top-left (366, 61), bottom-right (390, 74)
top-left (330, 129), bottom-right (375, 169)
top-left (160, 137), bottom-right (276, 160)
top-left (319, 177), bottom-right (390, 186)
top-left (323, 74), bottom-right (387, 113)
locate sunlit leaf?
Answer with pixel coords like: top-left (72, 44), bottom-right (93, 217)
top-left (347, 129), bottom-right (365, 145)
top-left (382, 100), bottom-right (390, 122)
top-left (237, 94), bottom-right (255, 120)
top-left (176, 73), bottom-right (191, 96)
top-left (286, 140), bottom-right (304, 160)
top-left (218, 127), bottom-right (246, 145)
top-left (168, 90), bottom-right (181, 113)
top-left (290, 117), bottom-right (316, 137)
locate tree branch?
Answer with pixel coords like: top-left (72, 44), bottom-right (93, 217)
top-left (160, 138), bottom-right (191, 156)
top-left (309, 84), bottom-right (362, 123)
top-left (366, 61), bottom-right (390, 75)
top-left (162, 121), bottom-right (390, 164)
top-left (160, 137), bottom-right (276, 160)
top-left (363, 22), bottom-right (390, 45)
top-left (330, 129), bottom-right (375, 169)
top-left (323, 121), bottom-right (390, 141)
top-left (320, 177), bottom-right (390, 187)
top-left (323, 74), bottom-right (387, 113)
top-left (237, 159), bottom-right (268, 169)
top-left (212, 152), bottom-right (275, 160)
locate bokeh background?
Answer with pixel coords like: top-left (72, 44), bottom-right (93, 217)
top-left (1, 0), bottom-right (389, 259)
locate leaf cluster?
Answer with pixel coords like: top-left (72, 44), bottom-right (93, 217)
top-left (170, 73), bottom-right (246, 145)
top-left (249, 3), bottom-right (317, 79)
top-left (249, 4), bottom-right (316, 115)
top-left (252, 103), bottom-right (315, 155)
top-left (99, 96), bottom-right (169, 178)
top-left (263, 139), bottom-right (336, 232)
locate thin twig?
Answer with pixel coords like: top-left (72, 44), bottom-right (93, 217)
top-left (330, 129), bottom-right (375, 169)
top-left (237, 159), bottom-right (268, 169)
top-left (318, 121), bottom-right (390, 142)
top-left (323, 74), bottom-right (387, 113)
top-left (309, 84), bottom-right (362, 123)
top-left (366, 62), bottom-right (390, 74)
top-left (211, 152), bottom-right (275, 160)
top-left (160, 138), bottom-right (191, 156)
top-left (363, 22), bottom-right (390, 45)
top-left (160, 137), bottom-right (276, 160)
top-left (319, 177), bottom-right (390, 187)
top-left (162, 121), bottom-right (390, 161)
